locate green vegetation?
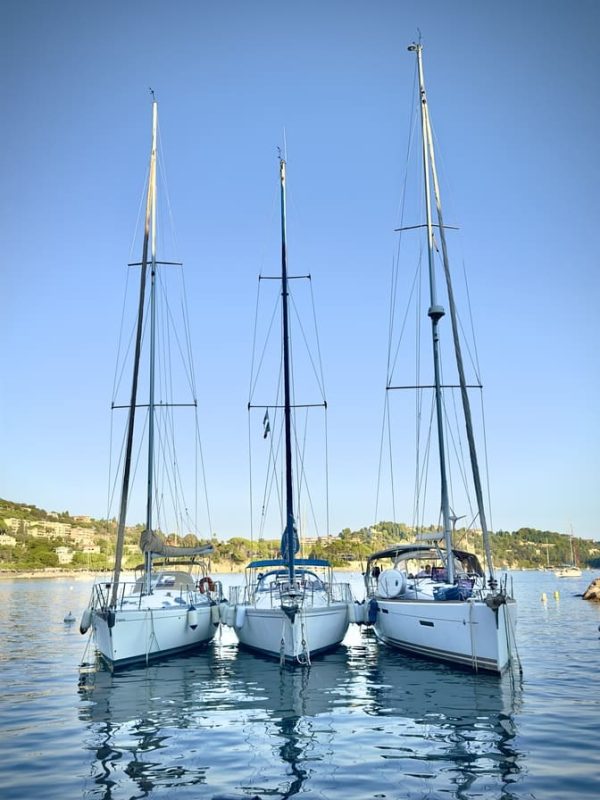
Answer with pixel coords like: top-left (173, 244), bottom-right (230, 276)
top-left (1, 497), bottom-right (598, 572)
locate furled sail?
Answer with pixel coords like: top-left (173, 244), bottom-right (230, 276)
top-left (139, 529), bottom-right (213, 558)
top-left (280, 522), bottom-right (300, 563)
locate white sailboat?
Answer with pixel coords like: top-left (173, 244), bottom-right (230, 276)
top-left (553, 530), bottom-right (581, 577)
top-left (223, 157), bottom-right (352, 665)
top-left (80, 99), bottom-right (221, 669)
top-left (365, 43), bottom-right (517, 674)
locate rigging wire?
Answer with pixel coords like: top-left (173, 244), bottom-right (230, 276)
top-left (256, 360), bottom-right (284, 541)
top-left (308, 277), bottom-right (328, 401)
top-left (245, 156), bottom-right (330, 552)
top-left (387, 57), bottom-right (420, 382)
top-left (150, 241), bottom-right (205, 537)
top-left (104, 409), bottom-right (120, 568)
top-left (375, 61), bottom-right (420, 527)
top-left (247, 277), bottom-right (263, 547)
top-left (378, 59), bottom-right (497, 543)
top-left (106, 117), bottom-right (213, 546)
top-left (443, 386), bottom-right (476, 525)
top-left (372, 384), bottom-right (388, 525)
top-left (413, 242), bottom-right (424, 533)
top-left (479, 388), bottom-right (495, 534)
top-left (324, 404), bottom-right (330, 537)
top-left (259, 400), bottom-right (284, 540)
top-left (249, 257), bottom-right (329, 548)
top-left (293, 410), bottom-right (322, 541)
top-left (248, 277), bottom-right (263, 407)
top-left (387, 392), bottom-right (397, 525)
top-left (248, 285), bottom-right (274, 544)
top-left (247, 410), bottom-right (254, 545)
top-left (248, 274), bottom-right (284, 544)
top-left (414, 392), bottom-right (435, 532)
top-left (128, 161), bottom-right (151, 264)
top-left (157, 118), bottom-right (180, 261)
top-left (289, 290), bottom-right (326, 399)
top-left (461, 257), bottom-right (483, 380)
top-left (249, 286), bottom-right (282, 404)
top-left (156, 271), bottom-right (213, 534)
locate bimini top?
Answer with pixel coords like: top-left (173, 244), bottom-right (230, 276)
top-left (246, 558), bottom-right (332, 569)
top-left (366, 543), bottom-right (483, 576)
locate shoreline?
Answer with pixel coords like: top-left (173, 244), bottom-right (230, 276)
top-left (0, 567), bottom-right (244, 580)
top-left (0, 562), bottom-right (366, 580)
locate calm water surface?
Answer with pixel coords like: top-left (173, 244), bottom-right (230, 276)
top-left (0, 571), bottom-right (599, 799)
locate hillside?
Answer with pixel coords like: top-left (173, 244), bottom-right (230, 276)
top-left (1, 498), bottom-right (599, 572)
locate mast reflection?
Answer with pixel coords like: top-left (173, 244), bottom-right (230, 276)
top-left (78, 645), bottom-right (352, 799)
top-left (362, 638), bottom-right (522, 799)
top-left (78, 637), bottom-right (522, 800)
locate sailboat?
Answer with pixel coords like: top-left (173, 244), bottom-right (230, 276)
top-left (553, 530), bottom-right (582, 577)
top-left (80, 99), bottom-right (221, 669)
top-left (365, 43), bottom-right (517, 674)
top-left (223, 157), bottom-right (352, 665)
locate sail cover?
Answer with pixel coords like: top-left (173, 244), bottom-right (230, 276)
top-left (139, 529), bottom-right (213, 558)
top-left (280, 521), bottom-right (300, 562)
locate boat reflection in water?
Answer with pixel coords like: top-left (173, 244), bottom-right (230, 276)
top-left (78, 642), bottom-right (356, 799)
top-left (78, 632), bottom-right (522, 799)
top-left (362, 636), bottom-right (523, 799)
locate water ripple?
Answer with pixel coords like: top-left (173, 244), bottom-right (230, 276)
top-left (1, 572), bottom-right (599, 798)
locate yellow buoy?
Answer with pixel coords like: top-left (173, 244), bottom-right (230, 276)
top-left (554, 590), bottom-right (560, 600)
top-left (541, 592), bottom-right (547, 602)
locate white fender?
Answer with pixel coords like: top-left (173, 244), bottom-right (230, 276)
top-left (235, 604), bottom-right (247, 629)
top-left (79, 607), bottom-right (92, 635)
top-left (223, 603), bottom-right (235, 627)
top-left (187, 606), bottom-right (198, 630)
top-left (210, 604), bottom-right (220, 624)
top-left (377, 569), bottom-right (407, 599)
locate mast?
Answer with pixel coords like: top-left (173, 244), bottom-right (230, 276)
top-left (110, 99), bottom-right (158, 607)
top-left (144, 100), bottom-right (159, 594)
top-left (279, 157), bottom-right (296, 583)
top-left (416, 44), bottom-right (496, 586)
top-left (409, 42), bottom-right (454, 584)
top-left (569, 526), bottom-right (576, 566)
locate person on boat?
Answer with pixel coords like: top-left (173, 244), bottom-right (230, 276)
top-left (417, 564), bottom-right (432, 577)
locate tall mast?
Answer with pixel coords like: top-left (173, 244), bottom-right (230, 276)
top-left (110, 99), bottom-right (158, 606)
top-left (425, 114), bottom-right (495, 585)
top-left (417, 47), bottom-right (496, 586)
top-left (279, 157), bottom-right (296, 583)
top-left (144, 100), bottom-right (159, 593)
top-left (409, 42), bottom-right (454, 583)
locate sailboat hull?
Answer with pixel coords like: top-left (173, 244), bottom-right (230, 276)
top-left (234, 603), bottom-right (349, 663)
top-left (91, 604), bottom-right (216, 670)
top-left (373, 597), bottom-right (516, 674)
top-left (553, 566), bottom-right (582, 578)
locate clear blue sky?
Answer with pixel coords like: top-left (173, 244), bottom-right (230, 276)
top-left (1, 1), bottom-right (598, 539)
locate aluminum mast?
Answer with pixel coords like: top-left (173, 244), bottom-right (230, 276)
top-left (111, 99), bottom-right (158, 607)
top-left (409, 42), bottom-right (454, 584)
top-left (410, 42), bottom-right (496, 586)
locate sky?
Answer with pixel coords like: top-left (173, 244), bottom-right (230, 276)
top-left (1, 0), bottom-right (599, 541)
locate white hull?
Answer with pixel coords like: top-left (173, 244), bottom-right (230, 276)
top-left (91, 603), bottom-right (217, 669)
top-left (233, 603), bottom-right (349, 663)
top-left (372, 596), bottom-right (517, 674)
top-left (553, 566), bottom-right (581, 578)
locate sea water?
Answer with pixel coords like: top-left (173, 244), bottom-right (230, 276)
top-left (0, 571), bottom-right (598, 799)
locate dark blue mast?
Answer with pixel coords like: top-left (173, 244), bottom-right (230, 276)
top-left (279, 157), bottom-right (298, 583)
